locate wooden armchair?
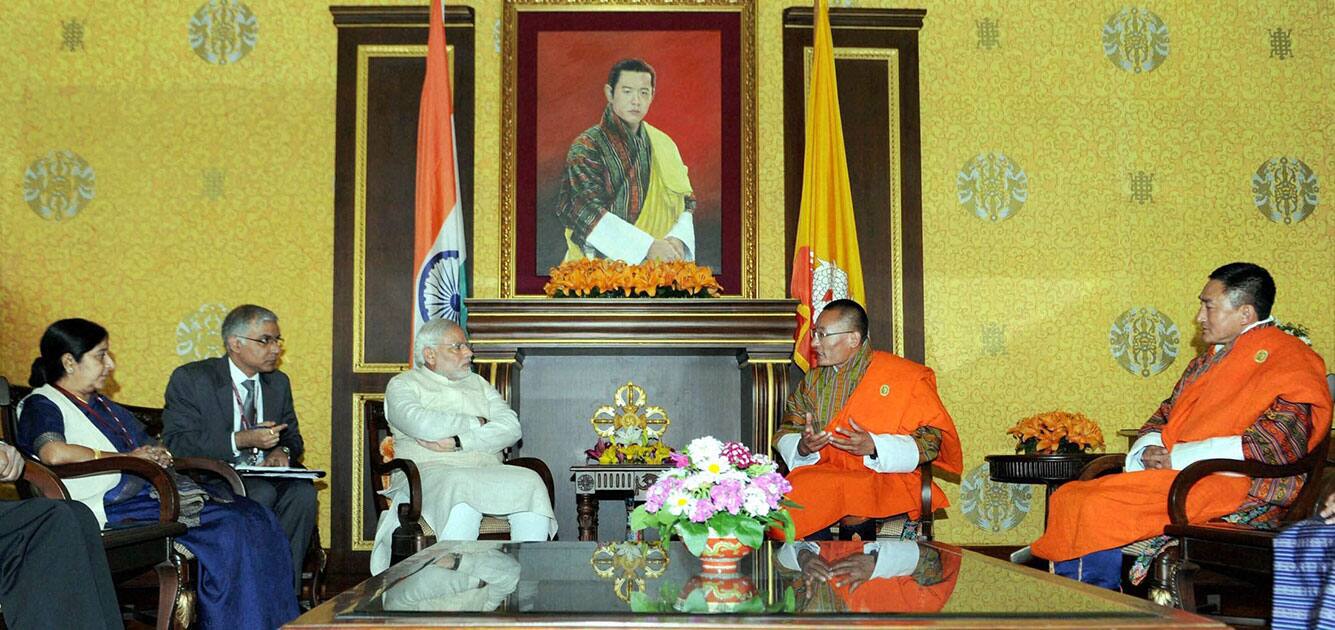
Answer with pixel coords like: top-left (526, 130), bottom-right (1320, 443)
top-left (118, 401), bottom-right (328, 608)
top-left (364, 399), bottom-right (556, 566)
top-left (2, 378), bottom-right (189, 630)
top-left (1074, 433), bottom-right (1331, 621)
top-left (1159, 435), bottom-right (1329, 618)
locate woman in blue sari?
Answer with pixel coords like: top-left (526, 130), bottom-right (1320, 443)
top-left (16, 318), bottom-right (298, 630)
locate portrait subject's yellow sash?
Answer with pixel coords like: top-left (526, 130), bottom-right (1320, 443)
top-left (564, 122), bottom-right (693, 262)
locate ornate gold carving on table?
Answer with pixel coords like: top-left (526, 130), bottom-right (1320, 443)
top-left (573, 381), bottom-right (678, 540)
top-left (585, 381), bottom-right (675, 465)
top-left (589, 541), bottom-right (670, 603)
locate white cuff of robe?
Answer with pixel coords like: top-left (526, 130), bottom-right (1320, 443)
top-left (230, 433), bottom-right (240, 458)
top-left (864, 433), bottom-right (919, 473)
top-left (776, 542), bottom-right (819, 571)
top-left (1123, 432), bottom-right (1163, 473)
top-left (584, 212), bottom-right (655, 263)
top-left (866, 541), bottom-right (920, 579)
top-left (1170, 436), bottom-right (1244, 470)
top-left (664, 212), bottom-right (696, 261)
top-left (776, 433), bottom-right (821, 470)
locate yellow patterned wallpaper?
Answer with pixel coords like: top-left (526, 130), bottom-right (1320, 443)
top-left (2, 1), bottom-right (1330, 549)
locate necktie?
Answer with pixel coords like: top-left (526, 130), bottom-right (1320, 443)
top-left (241, 379), bottom-right (257, 428)
top-left (241, 380), bottom-right (259, 465)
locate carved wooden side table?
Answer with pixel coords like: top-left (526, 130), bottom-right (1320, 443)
top-left (570, 464), bottom-right (670, 541)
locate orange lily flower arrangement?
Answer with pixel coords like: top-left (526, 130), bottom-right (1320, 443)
top-left (1007, 411), bottom-right (1105, 455)
top-left (544, 259), bottom-right (723, 298)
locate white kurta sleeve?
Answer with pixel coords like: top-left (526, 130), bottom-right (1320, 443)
top-left (385, 376), bottom-right (480, 441)
top-left (863, 433), bottom-right (919, 473)
top-left (1123, 432), bottom-right (1165, 473)
top-left (457, 382), bottom-right (522, 455)
top-left (1170, 436), bottom-right (1244, 470)
top-left (776, 433), bottom-right (820, 470)
top-left (866, 541), bottom-right (921, 578)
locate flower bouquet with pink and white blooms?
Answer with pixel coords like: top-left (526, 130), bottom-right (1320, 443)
top-left (630, 437), bottom-right (797, 556)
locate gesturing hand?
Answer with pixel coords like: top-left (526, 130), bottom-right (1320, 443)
top-left (1141, 445), bottom-right (1170, 470)
top-left (796, 413), bottom-right (831, 457)
top-left (830, 418), bottom-right (876, 457)
top-left (237, 422), bottom-right (287, 450)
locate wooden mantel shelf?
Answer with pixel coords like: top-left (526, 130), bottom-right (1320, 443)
top-left (464, 298), bottom-right (799, 362)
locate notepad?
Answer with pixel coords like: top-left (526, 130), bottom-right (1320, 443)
top-left (232, 465), bottom-right (326, 479)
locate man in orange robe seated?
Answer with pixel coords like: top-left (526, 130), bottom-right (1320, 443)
top-left (774, 299), bottom-right (963, 540)
top-left (778, 540), bottom-right (960, 613)
top-left (1032, 262), bottom-right (1332, 589)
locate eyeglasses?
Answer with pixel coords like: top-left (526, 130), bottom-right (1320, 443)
top-left (441, 342), bottom-right (471, 352)
top-left (238, 335), bottom-right (284, 348)
top-left (810, 329), bottom-right (857, 341)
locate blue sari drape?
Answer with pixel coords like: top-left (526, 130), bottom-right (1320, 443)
top-left (18, 394), bottom-right (298, 630)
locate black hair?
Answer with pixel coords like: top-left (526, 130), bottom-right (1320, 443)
top-left (1208, 262), bottom-right (1275, 320)
top-left (607, 58), bottom-right (656, 90)
top-left (29, 318), bottom-right (108, 387)
top-left (822, 299), bottom-right (869, 342)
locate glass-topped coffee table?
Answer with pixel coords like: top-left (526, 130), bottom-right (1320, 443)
top-left (288, 540), bottom-right (1223, 628)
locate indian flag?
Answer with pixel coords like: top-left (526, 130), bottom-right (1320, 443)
top-left (412, 0), bottom-right (467, 344)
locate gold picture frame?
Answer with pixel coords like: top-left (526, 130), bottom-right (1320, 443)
top-left (500, 0), bottom-right (757, 298)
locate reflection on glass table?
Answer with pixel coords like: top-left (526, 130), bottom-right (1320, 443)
top-left (320, 540), bottom-right (1225, 628)
top-left (381, 542), bottom-right (520, 613)
top-left (776, 540), bottom-right (958, 614)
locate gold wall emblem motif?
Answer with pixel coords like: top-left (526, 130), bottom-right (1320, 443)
top-left (175, 303), bottom-right (229, 360)
top-left (189, 0), bottom-right (258, 65)
top-left (957, 152), bottom-right (1027, 222)
top-left (591, 381), bottom-right (670, 445)
top-left (1102, 7), bottom-right (1170, 73)
top-left (1109, 307), bottom-right (1180, 378)
top-left (23, 150), bottom-right (95, 221)
top-left (1252, 156), bottom-right (1319, 224)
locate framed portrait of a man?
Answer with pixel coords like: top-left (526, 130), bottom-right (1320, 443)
top-left (501, 0), bottom-right (756, 297)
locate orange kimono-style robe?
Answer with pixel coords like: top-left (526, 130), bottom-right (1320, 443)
top-left (782, 351), bottom-right (963, 539)
top-left (1033, 326), bottom-right (1332, 562)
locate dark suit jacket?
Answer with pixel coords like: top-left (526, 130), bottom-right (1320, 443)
top-left (162, 356), bottom-right (304, 462)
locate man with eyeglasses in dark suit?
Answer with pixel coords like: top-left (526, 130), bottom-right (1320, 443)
top-left (162, 304), bottom-right (317, 595)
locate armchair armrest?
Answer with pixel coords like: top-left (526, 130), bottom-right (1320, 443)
top-left (174, 456), bottom-right (246, 496)
top-left (1078, 454), bottom-right (1125, 481)
top-left (918, 460), bottom-right (934, 540)
top-left (506, 456), bottom-right (556, 509)
top-left (376, 458), bottom-right (424, 526)
top-left (49, 456), bottom-right (179, 523)
top-left (1167, 444), bottom-right (1326, 526)
top-left (17, 458), bottom-right (69, 500)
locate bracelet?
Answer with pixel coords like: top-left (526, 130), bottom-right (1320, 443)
top-left (91, 449), bottom-right (100, 460)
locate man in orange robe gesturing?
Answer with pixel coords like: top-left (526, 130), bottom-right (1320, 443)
top-left (1033, 262), bottom-right (1332, 589)
top-left (774, 299), bottom-right (963, 540)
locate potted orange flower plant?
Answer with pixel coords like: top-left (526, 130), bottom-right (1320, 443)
top-left (544, 259), bottom-right (722, 298)
top-left (1006, 411), bottom-right (1105, 455)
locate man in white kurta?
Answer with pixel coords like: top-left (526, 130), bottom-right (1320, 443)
top-left (370, 320), bottom-right (556, 574)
